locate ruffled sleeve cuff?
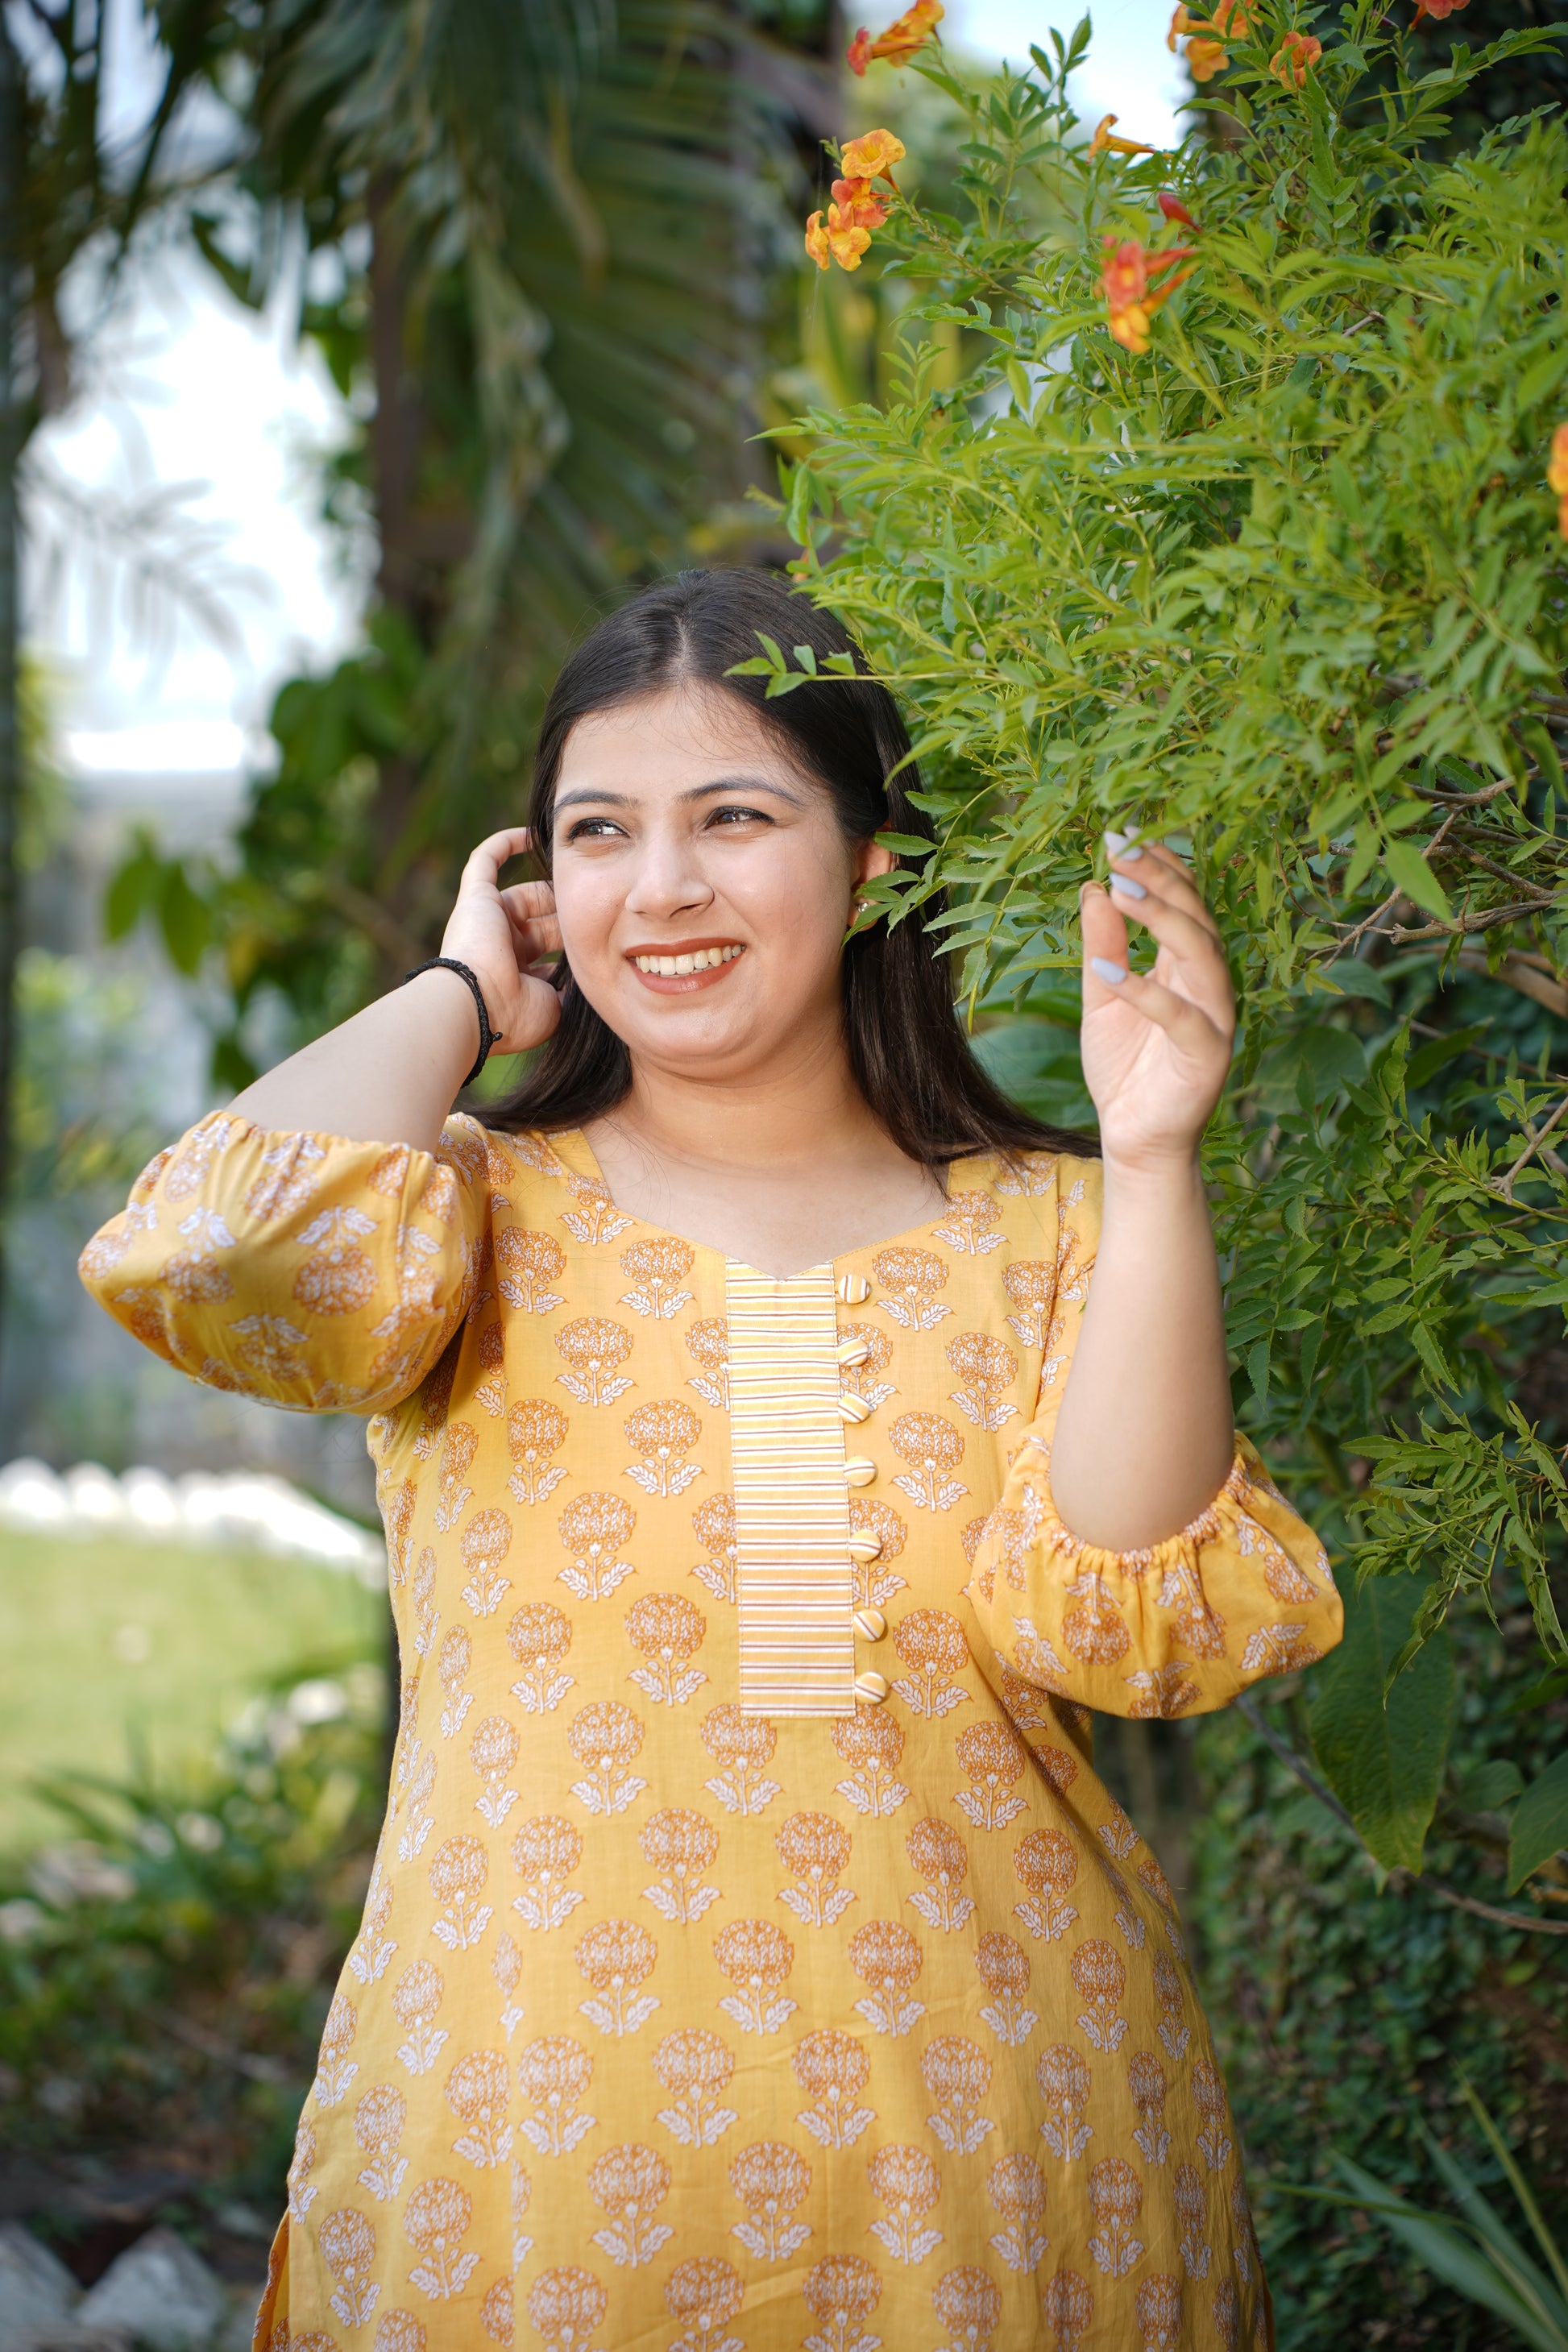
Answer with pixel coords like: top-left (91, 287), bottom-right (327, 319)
top-left (966, 1433), bottom-right (1342, 1719)
top-left (77, 1110), bottom-right (493, 1415)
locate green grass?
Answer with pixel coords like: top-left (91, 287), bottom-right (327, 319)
top-left (0, 1529), bottom-right (384, 1853)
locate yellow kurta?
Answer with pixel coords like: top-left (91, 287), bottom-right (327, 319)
top-left (80, 1114), bottom-right (1342, 2352)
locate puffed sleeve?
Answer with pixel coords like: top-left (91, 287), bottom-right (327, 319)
top-left (77, 1109), bottom-right (496, 1415)
top-left (966, 1153), bottom-right (1342, 1719)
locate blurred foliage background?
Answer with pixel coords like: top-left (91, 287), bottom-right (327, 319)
top-left (2, 0), bottom-right (1566, 2344)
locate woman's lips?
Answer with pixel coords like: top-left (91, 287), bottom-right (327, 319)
top-left (624, 942), bottom-right (748, 994)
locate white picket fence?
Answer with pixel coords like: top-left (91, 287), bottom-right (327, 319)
top-left (0, 1456), bottom-right (386, 1585)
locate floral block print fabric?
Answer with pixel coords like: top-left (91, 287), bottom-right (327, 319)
top-left (81, 1115), bottom-right (1342, 2352)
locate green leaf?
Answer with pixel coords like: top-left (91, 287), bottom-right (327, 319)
top-left (1382, 838), bottom-right (1454, 920)
top-left (1508, 1753), bottom-right (1568, 1894)
top-left (1459, 1759), bottom-right (1524, 1811)
top-left (1309, 1577), bottom-right (1455, 1873)
top-left (159, 865), bottom-right (214, 977)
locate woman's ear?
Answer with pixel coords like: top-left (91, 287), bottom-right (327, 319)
top-left (857, 830), bottom-right (898, 885)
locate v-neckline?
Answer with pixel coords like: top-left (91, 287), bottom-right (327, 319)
top-left (546, 1126), bottom-right (984, 1285)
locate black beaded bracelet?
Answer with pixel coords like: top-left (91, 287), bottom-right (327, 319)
top-left (403, 957), bottom-right (498, 1090)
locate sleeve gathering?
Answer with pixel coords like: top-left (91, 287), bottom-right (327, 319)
top-left (966, 1155), bottom-right (1343, 1719)
top-left (77, 1109), bottom-right (496, 1415)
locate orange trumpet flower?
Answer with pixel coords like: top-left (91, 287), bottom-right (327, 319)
top-left (1101, 237), bottom-right (1196, 355)
top-left (847, 0), bottom-right (943, 74)
top-left (1089, 114), bottom-right (1159, 157)
top-left (1269, 28), bottom-right (1324, 84)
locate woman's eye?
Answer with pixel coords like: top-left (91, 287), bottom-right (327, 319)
top-left (708, 805), bottom-right (772, 828)
top-left (564, 818), bottom-right (624, 842)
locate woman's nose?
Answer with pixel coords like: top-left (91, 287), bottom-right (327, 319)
top-left (623, 828), bottom-right (713, 917)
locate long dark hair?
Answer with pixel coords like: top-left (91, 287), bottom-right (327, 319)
top-left (485, 568), bottom-right (1097, 1170)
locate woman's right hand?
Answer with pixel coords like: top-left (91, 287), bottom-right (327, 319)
top-left (438, 827), bottom-right (564, 1055)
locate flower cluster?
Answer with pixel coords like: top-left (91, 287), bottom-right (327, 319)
top-left (805, 131), bottom-right (906, 274)
top-left (1101, 236), bottom-right (1197, 355)
top-left (847, 0), bottom-right (943, 76)
top-left (1166, 0), bottom-right (1251, 83)
top-left (1549, 424), bottom-right (1568, 540)
top-left (1269, 27), bottom-right (1324, 85)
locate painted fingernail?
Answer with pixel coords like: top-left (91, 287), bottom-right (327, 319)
top-left (1104, 828), bottom-right (1130, 855)
top-left (1090, 956), bottom-right (1128, 985)
top-left (1109, 873), bottom-right (1148, 901)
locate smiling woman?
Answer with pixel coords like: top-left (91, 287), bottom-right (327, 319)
top-left (77, 565), bottom-right (1340, 2350)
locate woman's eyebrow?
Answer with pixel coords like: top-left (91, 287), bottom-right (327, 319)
top-left (554, 774), bottom-right (807, 814)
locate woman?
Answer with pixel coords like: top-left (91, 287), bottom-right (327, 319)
top-left (81, 569), bottom-right (1340, 2352)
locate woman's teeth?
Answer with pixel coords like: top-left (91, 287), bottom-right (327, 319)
top-left (632, 946), bottom-right (745, 975)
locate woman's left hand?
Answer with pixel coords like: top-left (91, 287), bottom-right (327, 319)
top-left (1078, 832), bottom-right (1235, 1172)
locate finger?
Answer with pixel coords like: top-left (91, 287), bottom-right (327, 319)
top-left (498, 879), bottom-right (557, 923)
top-left (1080, 883), bottom-right (1130, 1006)
top-left (460, 827), bottom-right (534, 891)
top-left (1105, 875), bottom-right (1233, 1007)
top-left (1092, 963), bottom-right (1233, 1063)
top-left (1107, 837), bottom-right (1221, 944)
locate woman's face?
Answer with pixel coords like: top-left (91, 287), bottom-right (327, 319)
top-left (548, 682), bottom-right (894, 1086)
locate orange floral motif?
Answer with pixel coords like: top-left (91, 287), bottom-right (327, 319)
top-left (391, 1959), bottom-right (447, 2077)
top-left (1037, 2043), bottom-right (1093, 2163)
top-left (438, 1624), bottom-right (473, 1740)
top-left (776, 1810), bottom-right (857, 1927)
top-left (292, 1204), bottom-right (379, 1316)
top-left (410, 1350), bottom-right (458, 1458)
top-left (620, 1236), bottom-right (695, 1320)
top-left (494, 1226), bottom-right (566, 1314)
top-left (554, 1315), bottom-right (634, 1408)
top-left (794, 2028), bottom-right (875, 2150)
top-left (1071, 1938), bottom-right (1129, 2053)
top-left (1231, 2176), bottom-right (1260, 2284)
top-left (575, 1918), bottom-right (660, 2037)
top-left (562, 1170), bottom-right (633, 1247)
top-left (1152, 1950), bottom-right (1191, 2062)
top-left (848, 1918), bottom-right (925, 2038)
top-left (1238, 1620), bottom-right (1324, 1675)
top-left (866, 2143), bottom-right (942, 2265)
top-left (906, 1816), bottom-right (975, 1934)
top-left (1136, 1853), bottom-right (1184, 1954)
top-left (511, 1813), bottom-right (586, 1934)
top-left (849, 1495), bottom-right (909, 1609)
top-left (433, 1421), bottom-right (478, 1532)
top-left (558, 1492), bottom-right (637, 1603)
top-left (890, 1606), bottom-right (971, 1716)
top-left (872, 1244), bottom-right (952, 1329)
top-left (932, 1188), bottom-right (1004, 1256)
top-left (890, 1411), bottom-right (969, 1512)
top-left (839, 1317), bottom-right (895, 1411)
top-left (445, 2047), bottom-right (512, 2167)
top-left (640, 1806), bottom-right (722, 1923)
top-left (684, 1316), bottom-right (730, 1409)
top-left (700, 1703), bottom-right (782, 1816)
top-left (458, 1505), bottom-right (513, 1618)
top-left (1173, 2159), bottom-right (1209, 2277)
top-left (427, 1833), bottom-right (492, 1952)
top-left (921, 2033), bottom-right (994, 2156)
top-left (566, 1699), bottom-right (647, 1817)
top-left (946, 1331), bottom-right (1018, 1430)
top-left (506, 1398), bottom-right (570, 1505)
top-left (847, 3), bottom-right (940, 74)
top-left (691, 1491), bottom-right (739, 1605)
top-left (506, 1603), bottom-right (575, 1715)
top-left (288, 2113), bottom-right (319, 2224)
top-left (625, 1591), bottom-right (708, 1706)
top-left (1087, 2157), bottom-right (1143, 2278)
top-left (319, 2205), bottom-right (379, 2329)
top-left (1193, 2057), bottom-right (1234, 2170)
top-left (1269, 27), bottom-right (1322, 83)
top-left (1061, 1563), bottom-right (1130, 1666)
top-left (241, 1126), bottom-right (322, 1218)
top-left (1127, 2050), bottom-right (1170, 2166)
top-left (713, 1916), bottom-right (797, 2035)
top-left (651, 2026), bottom-right (738, 2147)
top-left (1133, 2274), bottom-right (1184, 2350)
top-left (161, 1209), bottom-right (235, 1303)
top-left (525, 2266), bottom-right (607, 2352)
top-left (832, 1704), bottom-right (909, 1819)
top-left (973, 1931), bottom-right (1037, 2047)
top-left (587, 2142), bottom-right (674, 2268)
top-left (1040, 2267), bottom-right (1094, 2350)
top-left (1013, 1827), bottom-right (1080, 1943)
top-left (624, 1400), bottom-right (704, 1497)
top-left (987, 2151), bottom-right (1049, 2272)
top-left (403, 2176), bottom-right (479, 2300)
top-left (665, 2256), bottom-right (745, 2352)
top-left (516, 2035), bottom-right (595, 2157)
top-left (730, 2140), bottom-right (812, 2262)
top-left (313, 1989), bottom-right (359, 2108)
top-left (931, 2266), bottom-right (1002, 2350)
top-left (396, 1744), bottom-right (437, 1864)
top-left (1001, 1259), bottom-right (1055, 1347)
top-left (470, 1712), bottom-right (522, 1827)
top-left (478, 2278), bottom-right (513, 2346)
top-left (1213, 2276), bottom-right (1240, 2348)
top-left (406, 1537), bottom-right (433, 1648)
top-left (953, 1721), bottom-right (1028, 1831)
top-left (802, 2253), bottom-right (883, 2352)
